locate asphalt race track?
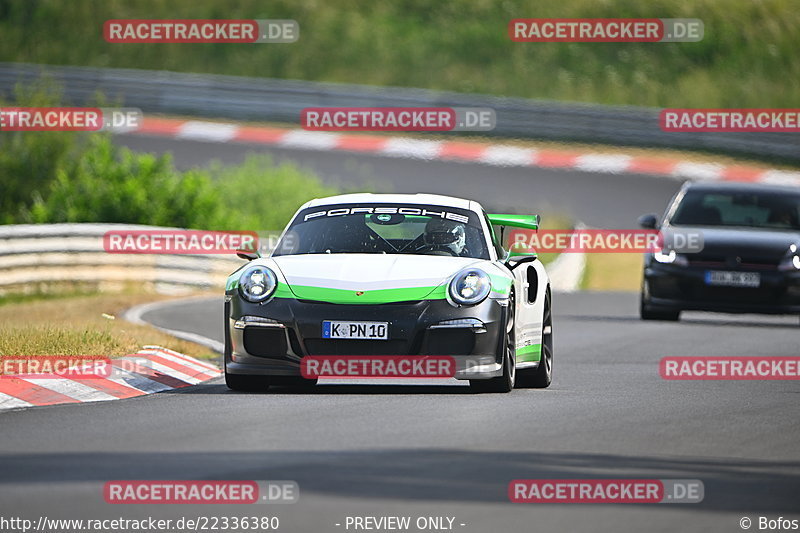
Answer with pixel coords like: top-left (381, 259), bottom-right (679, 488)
top-left (0, 134), bottom-right (798, 533)
top-left (113, 134), bottom-right (683, 228)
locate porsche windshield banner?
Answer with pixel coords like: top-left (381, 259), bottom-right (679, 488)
top-left (295, 204), bottom-right (480, 227)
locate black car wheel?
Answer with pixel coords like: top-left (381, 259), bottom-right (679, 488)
top-left (470, 293), bottom-right (515, 393)
top-left (640, 282), bottom-right (680, 321)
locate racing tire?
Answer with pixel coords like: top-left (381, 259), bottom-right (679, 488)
top-left (470, 293), bottom-right (515, 393)
top-left (640, 307), bottom-right (680, 321)
top-left (640, 294), bottom-right (680, 321)
top-left (639, 281), bottom-right (680, 321)
top-left (517, 288), bottom-right (553, 388)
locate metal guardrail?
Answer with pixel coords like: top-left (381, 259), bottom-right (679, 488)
top-left (0, 224), bottom-right (243, 293)
top-left (1, 62), bottom-right (798, 161)
top-left (0, 223), bottom-right (584, 295)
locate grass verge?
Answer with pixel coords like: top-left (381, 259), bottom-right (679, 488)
top-left (581, 253), bottom-right (644, 292)
top-left (0, 291), bottom-right (217, 363)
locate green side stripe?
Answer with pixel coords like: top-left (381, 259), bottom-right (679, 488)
top-left (274, 284), bottom-right (295, 299)
top-left (489, 274), bottom-right (512, 296)
top-left (516, 343), bottom-right (541, 363)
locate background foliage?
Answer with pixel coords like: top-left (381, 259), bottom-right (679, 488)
top-left (1, 0), bottom-right (797, 108)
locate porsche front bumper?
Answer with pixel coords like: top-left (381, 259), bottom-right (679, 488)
top-left (224, 295), bottom-right (507, 380)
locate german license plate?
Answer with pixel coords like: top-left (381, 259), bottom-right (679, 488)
top-left (705, 271), bottom-right (760, 288)
top-left (322, 320), bottom-right (389, 340)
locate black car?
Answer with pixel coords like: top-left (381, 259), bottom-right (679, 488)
top-left (639, 181), bottom-right (800, 321)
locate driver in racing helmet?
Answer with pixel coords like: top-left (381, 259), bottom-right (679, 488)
top-left (423, 218), bottom-right (467, 256)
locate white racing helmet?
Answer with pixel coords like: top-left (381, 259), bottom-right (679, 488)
top-left (423, 218), bottom-right (466, 255)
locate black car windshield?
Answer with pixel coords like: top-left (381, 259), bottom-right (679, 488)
top-left (273, 203), bottom-right (490, 259)
top-left (669, 190), bottom-right (800, 230)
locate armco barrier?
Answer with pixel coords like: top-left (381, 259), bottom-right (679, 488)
top-left (1, 62), bottom-right (798, 161)
top-left (0, 224), bottom-right (244, 293)
top-left (0, 223), bottom-right (585, 294)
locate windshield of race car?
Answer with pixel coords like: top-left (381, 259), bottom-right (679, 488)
top-left (670, 190), bottom-right (800, 230)
top-left (272, 204), bottom-right (491, 259)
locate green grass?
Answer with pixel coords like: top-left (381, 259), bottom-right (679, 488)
top-left (1, 85), bottom-right (338, 228)
top-left (580, 252), bottom-right (644, 292)
top-left (0, 291), bottom-right (217, 360)
top-left (0, 287), bottom-right (97, 307)
top-left (1, 0), bottom-right (797, 108)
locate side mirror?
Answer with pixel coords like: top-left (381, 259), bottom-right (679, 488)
top-left (236, 250), bottom-right (259, 261)
top-left (638, 214), bottom-right (658, 229)
top-left (505, 250), bottom-right (538, 271)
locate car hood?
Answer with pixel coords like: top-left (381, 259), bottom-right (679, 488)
top-left (667, 226), bottom-right (800, 258)
top-left (270, 254), bottom-right (484, 304)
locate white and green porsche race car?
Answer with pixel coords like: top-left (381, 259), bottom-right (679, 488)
top-left (224, 193), bottom-right (553, 393)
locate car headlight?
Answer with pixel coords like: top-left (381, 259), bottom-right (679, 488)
top-left (238, 266), bottom-right (277, 302)
top-left (448, 268), bottom-right (491, 306)
top-left (778, 255), bottom-right (800, 272)
top-left (653, 249), bottom-right (688, 266)
top-left (777, 244), bottom-right (800, 272)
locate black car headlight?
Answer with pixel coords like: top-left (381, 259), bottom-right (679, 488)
top-left (653, 249), bottom-right (689, 267)
top-left (238, 266), bottom-right (277, 302)
top-left (448, 268), bottom-right (491, 306)
top-left (778, 255), bottom-right (800, 272)
top-left (777, 244), bottom-right (800, 272)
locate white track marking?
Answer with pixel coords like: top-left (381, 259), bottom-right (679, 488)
top-left (22, 378), bottom-right (118, 403)
top-left (381, 138), bottom-right (443, 159)
top-left (0, 392), bottom-right (34, 411)
top-left (279, 130), bottom-right (341, 150)
top-left (672, 162), bottom-right (724, 181)
top-left (479, 146), bottom-right (536, 167)
top-left (176, 121), bottom-right (239, 142)
top-left (575, 154), bottom-right (633, 174)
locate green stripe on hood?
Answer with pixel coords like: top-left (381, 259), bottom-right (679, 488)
top-left (286, 284), bottom-right (446, 304)
top-left (229, 271), bottom-right (511, 302)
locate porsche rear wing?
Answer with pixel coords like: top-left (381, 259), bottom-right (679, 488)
top-left (487, 214), bottom-right (539, 254)
top-left (487, 214), bottom-right (540, 231)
